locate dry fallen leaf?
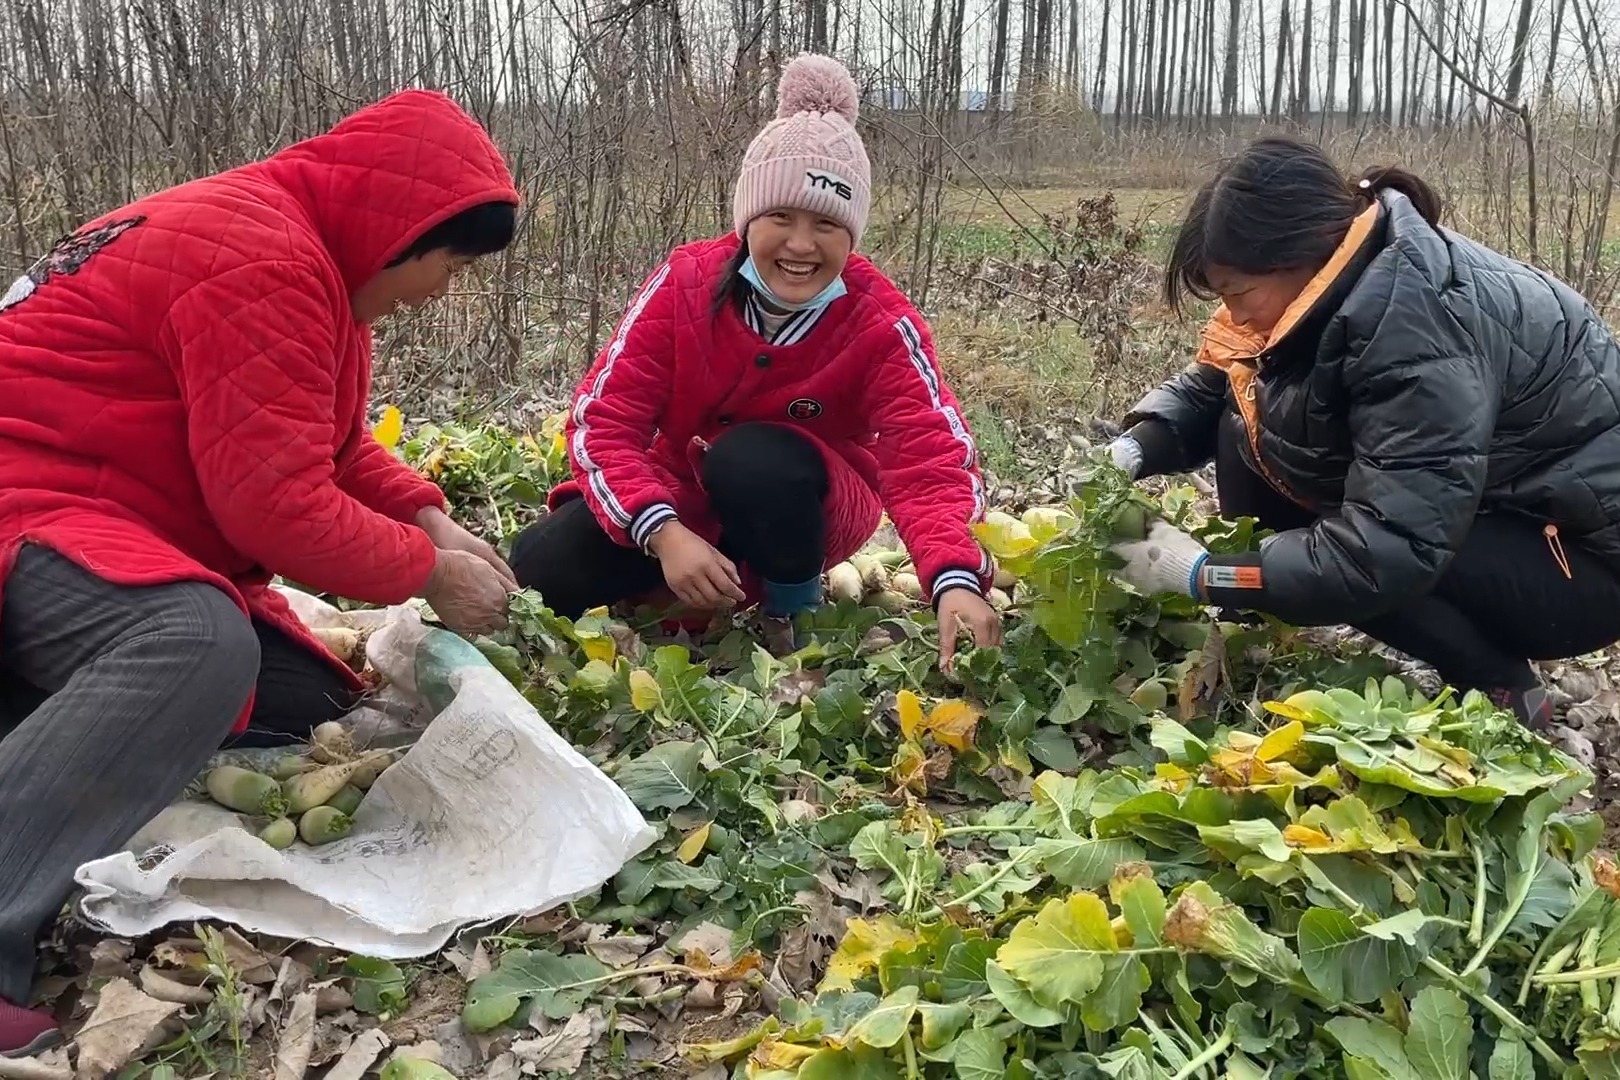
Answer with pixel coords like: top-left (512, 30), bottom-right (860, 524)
top-left (218, 927), bottom-right (280, 984)
top-left (0, 1047), bottom-right (71, 1080)
top-left (443, 941), bottom-right (493, 982)
top-left (70, 977), bottom-right (181, 1080)
top-left (272, 989), bottom-right (318, 1080)
top-left (672, 923), bottom-right (734, 967)
top-left (322, 1028), bottom-right (391, 1080)
top-left (268, 956), bottom-right (314, 1006)
top-left (585, 934), bottom-right (654, 969)
top-left (136, 966), bottom-right (211, 1007)
top-left (510, 1012), bottom-right (594, 1074)
top-left (431, 1018), bottom-right (487, 1077)
top-left (477, 1052), bottom-right (520, 1080)
top-left (84, 942), bottom-right (134, 982)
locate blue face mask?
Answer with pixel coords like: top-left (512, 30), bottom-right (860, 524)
top-left (739, 255), bottom-right (847, 313)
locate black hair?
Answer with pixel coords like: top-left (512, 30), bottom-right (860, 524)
top-left (387, 200), bottom-right (517, 267)
top-left (1163, 135), bottom-right (1444, 314)
top-left (711, 241), bottom-right (750, 317)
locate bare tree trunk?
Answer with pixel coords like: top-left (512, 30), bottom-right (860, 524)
top-left (1295, 0), bottom-right (1313, 121)
top-left (1093, 0), bottom-right (1111, 112)
top-left (1256, 0), bottom-right (1270, 115)
top-left (1382, 0), bottom-right (1394, 125)
top-left (1504, 0), bottom-right (1535, 108)
top-left (1540, 0), bottom-right (1567, 109)
top-left (989, 0), bottom-right (1011, 109)
top-left (1271, 0), bottom-right (1291, 119)
top-left (1222, 0), bottom-right (1241, 119)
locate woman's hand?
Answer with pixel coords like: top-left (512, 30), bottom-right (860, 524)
top-left (423, 549), bottom-right (512, 634)
top-left (647, 521), bottom-right (747, 609)
top-left (416, 506), bottom-right (518, 590)
top-left (936, 587), bottom-right (1003, 672)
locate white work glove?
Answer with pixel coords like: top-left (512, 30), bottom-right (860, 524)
top-left (1103, 435), bottom-right (1144, 480)
top-left (1109, 519), bottom-right (1209, 598)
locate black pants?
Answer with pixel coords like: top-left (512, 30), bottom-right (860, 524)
top-left (1216, 419), bottom-right (1620, 692)
top-left (510, 423), bottom-right (828, 618)
top-left (0, 545), bottom-right (357, 1003)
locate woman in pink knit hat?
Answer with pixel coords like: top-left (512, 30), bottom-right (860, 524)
top-left (513, 54), bottom-right (1001, 669)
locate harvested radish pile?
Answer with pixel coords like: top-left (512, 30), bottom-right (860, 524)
top-left (202, 722), bottom-right (397, 849)
top-left (23, 420), bottom-right (1620, 1080)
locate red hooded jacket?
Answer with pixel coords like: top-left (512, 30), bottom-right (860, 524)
top-left (0, 90), bottom-right (520, 731)
top-left (552, 235), bottom-right (992, 601)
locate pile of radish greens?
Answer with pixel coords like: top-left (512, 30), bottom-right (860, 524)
top-left (393, 422), bottom-right (1617, 1080)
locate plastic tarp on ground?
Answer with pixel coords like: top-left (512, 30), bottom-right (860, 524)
top-left (73, 589), bottom-right (658, 958)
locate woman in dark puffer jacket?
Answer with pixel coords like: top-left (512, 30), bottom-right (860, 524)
top-left (1102, 135), bottom-right (1620, 730)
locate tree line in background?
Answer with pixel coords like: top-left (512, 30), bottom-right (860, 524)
top-left (1, 0), bottom-right (1618, 399)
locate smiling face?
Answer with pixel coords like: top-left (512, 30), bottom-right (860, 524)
top-left (350, 248), bottom-right (475, 324)
top-left (744, 208), bottom-right (853, 306)
top-left (1204, 263), bottom-right (1319, 337)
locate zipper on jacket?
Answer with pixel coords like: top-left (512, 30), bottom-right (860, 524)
top-left (1544, 523), bottom-right (1573, 579)
top-left (1239, 371), bottom-right (1311, 511)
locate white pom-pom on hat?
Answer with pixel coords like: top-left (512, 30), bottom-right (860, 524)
top-left (775, 53), bottom-right (860, 123)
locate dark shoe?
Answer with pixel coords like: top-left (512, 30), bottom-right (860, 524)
top-left (760, 615), bottom-right (801, 657)
top-left (0, 998), bottom-right (60, 1058)
top-left (1487, 685), bottom-right (1555, 731)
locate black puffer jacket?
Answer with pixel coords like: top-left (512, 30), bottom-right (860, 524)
top-left (1123, 188), bottom-right (1620, 626)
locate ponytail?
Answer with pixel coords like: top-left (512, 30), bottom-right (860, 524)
top-left (1353, 165), bottom-right (1444, 228)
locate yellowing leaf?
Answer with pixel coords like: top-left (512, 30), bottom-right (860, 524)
top-left (629, 670), bottom-right (662, 712)
top-left (581, 636), bottom-right (615, 664)
top-left (1210, 747), bottom-right (1279, 787)
top-left (1282, 824), bottom-right (1334, 850)
top-left (925, 700), bottom-right (981, 752)
top-left (1262, 700), bottom-right (1310, 722)
top-left (972, 511), bottom-right (1039, 561)
top-left (373, 405), bottom-right (404, 449)
top-left (677, 823), bottom-right (712, 864)
top-left (1255, 720), bottom-right (1305, 762)
top-left (1155, 762), bottom-right (1194, 791)
top-left (891, 741), bottom-right (931, 794)
top-left (820, 917), bottom-right (916, 992)
top-left (748, 1035), bottom-right (821, 1073)
top-left (896, 690), bottom-right (925, 741)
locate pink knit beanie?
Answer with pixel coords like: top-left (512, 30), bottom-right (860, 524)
top-left (733, 54), bottom-right (872, 247)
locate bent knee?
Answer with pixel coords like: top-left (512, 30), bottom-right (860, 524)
top-left (703, 423), bottom-right (827, 498)
top-left (139, 582), bottom-right (262, 697)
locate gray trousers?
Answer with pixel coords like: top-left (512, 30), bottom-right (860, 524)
top-left (0, 545), bottom-right (356, 1003)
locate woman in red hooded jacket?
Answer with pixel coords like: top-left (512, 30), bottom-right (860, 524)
top-left (0, 90), bottom-right (520, 1055)
top-left (509, 54), bottom-right (1003, 667)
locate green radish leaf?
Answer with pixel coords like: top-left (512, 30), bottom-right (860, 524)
top-left (951, 1029), bottom-right (1009, 1080)
top-left (1032, 834), bottom-right (1145, 890)
top-left (615, 741), bottom-right (705, 812)
top-left (1323, 1016), bottom-right (1420, 1080)
top-left (796, 1045), bottom-right (905, 1080)
top-left (846, 985), bottom-right (920, 1049)
top-left (462, 949), bottom-right (610, 1030)
top-left (984, 959), bottom-right (1066, 1027)
top-left (1079, 954), bottom-right (1151, 1031)
top-left (1296, 908), bottom-right (1423, 1004)
top-left (1108, 870), bottom-right (1167, 947)
top-left (342, 955), bottom-right (407, 1016)
top-left (939, 939), bottom-right (999, 1002)
top-left (917, 1001), bottom-right (973, 1051)
top-left (996, 894), bottom-right (1114, 1008)
top-left (1487, 1035), bottom-right (1535, 1080)
top-left (1404, 986), bottom-right (1471, 1080)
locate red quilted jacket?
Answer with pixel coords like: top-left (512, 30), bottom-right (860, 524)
top-left (0, 90), bottom-right (520, 732)
top-left (553, 234), bottom-right (992, 601)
